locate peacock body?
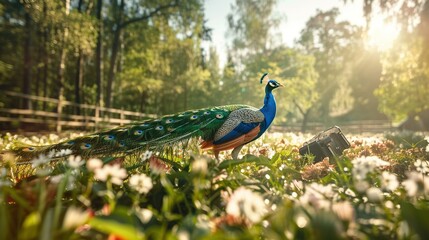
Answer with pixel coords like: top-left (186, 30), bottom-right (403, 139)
top-left (10, 74), bottom-right (282, 162)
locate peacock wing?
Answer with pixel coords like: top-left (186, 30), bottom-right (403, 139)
top-left (213, 107), bottom-right (265, 143)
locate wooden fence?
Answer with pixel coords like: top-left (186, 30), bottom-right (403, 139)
top-left (0, 91), bottom-right (157, 132)
top-left (0, 91), bottom-right (395, 134)
top-left (272, 120), bottom-right (395, 134)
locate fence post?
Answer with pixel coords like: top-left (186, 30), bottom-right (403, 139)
top-left (56, 95), bottom-right (63, 132)
top-left (120, 109), bottom-right (124, 126)
top-left (95, 106), bottom-right (100, 130)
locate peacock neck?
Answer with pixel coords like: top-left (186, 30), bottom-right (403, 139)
top-left (259, 88), bottom-right (276, 131)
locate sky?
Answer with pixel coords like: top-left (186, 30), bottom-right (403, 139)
top-left (203, 0), bottom-right (365, 67)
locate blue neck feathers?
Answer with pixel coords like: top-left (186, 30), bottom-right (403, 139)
top-left (258, 86), bottom-right (277, 135)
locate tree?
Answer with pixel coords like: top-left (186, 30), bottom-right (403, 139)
top-left (297, 8), bottom-right (363, 122)
top-left (352, 0), bottom-right (429, 125)
top-left (104, 0), bottom-right (189, 109)
top-left (244, 47), bottom-right (319, 131)
top-left (225, 0), bottom-right (280, 106)
top-left (375, 35), bottom-right (429, 122)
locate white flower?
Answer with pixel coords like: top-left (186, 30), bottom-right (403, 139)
top-left (94, 164), bottom-right (127, 185)
top-left (299, 183), bottom-right (334, 210)
top-left (226, 187), bottom-right (267, 223)
top-left (36, 166), bottom-right (52, 177)
top-left (31, 153), bottom-right (53, 168)
top-left (142, 150), bottom-right (153, 162)
top-left (135, 207), bottom-right (153, 224)
top-left (345, 188), bottom-right (356, 197)
top-left (366, 187), bottom-right (384, 203)
top-left (191, 158), bottom-right (207, 174)
top-left (86, 158), bottom-right (103, 172)
top-left (128, 173), bottom-right (153, 194)
top-left (402, 171), bottom-right (429, 197)
top-left (354, 180), bottom-right (370, 193)
top-left (62, 206), bottom-right (90, 230)
top-left (381, 171), bottom-right (399, 192)
top-left (294, 213), bottom-right (309, 228)
top-left (54, 149), bottom-right (73, 157)
top-left (414, 159), bottom-right (429, 174)
top-left (68, 155), bottom-right (84, 169)
top-left (332, 201), bottom-right (354, 222)
top-left (352, 156), bottom-right (389, 180)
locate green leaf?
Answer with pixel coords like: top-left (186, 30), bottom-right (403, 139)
top-left (18, 212), bottom-right (41, 240)
top-left (401, 202), bottom-right (429, 238)
top-left (218, 154), bottom-right (271, 170)
top-left (88, 207), bottom-right (144, 240)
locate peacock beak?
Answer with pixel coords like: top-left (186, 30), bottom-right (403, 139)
top-left (278, 83), bottom-right (284, 87)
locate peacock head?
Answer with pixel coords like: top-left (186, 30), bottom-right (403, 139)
top-left (260, 73), bottom-right (283, 92)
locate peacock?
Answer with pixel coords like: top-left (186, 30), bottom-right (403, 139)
top-left (9, 73), bottom-right (282, 163)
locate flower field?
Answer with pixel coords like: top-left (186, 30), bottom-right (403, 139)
top-left (1, 131), bottom-right (429, 239)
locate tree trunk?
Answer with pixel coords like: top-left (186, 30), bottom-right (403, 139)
top-left (95, 0), bottom-right (104, 108)
top-left (301, 110), bottom-right (310, 133)
top-left (74, 0), bottom-right (84, 115)
top-left (23, 11), bottom-right (32, 109)
top-left (56, 0), bottom-right (70, 132)
top-left (74, 51), bottom-right (84, 114)
top-left (106, 0), bottom-right (125, 109)
top-left (35, 30), bottom-right (43, 110)
top-left (42, 0), bottom-right (49, 111)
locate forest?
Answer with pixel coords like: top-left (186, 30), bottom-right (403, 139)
top-left (1, 0), bottom-right (429, 132)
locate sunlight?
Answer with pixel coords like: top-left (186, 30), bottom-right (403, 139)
top-left (366, 15), bottom-right (400, 51)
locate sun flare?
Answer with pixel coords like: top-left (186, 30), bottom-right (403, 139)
top-left (366, 16), bottom-right (400, 51)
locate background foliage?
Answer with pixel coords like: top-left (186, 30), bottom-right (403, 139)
top-left (1, 0), bottom-right (429, 131)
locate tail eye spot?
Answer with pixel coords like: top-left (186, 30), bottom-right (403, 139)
top-left (104, 135), bottom-right (115, 140)
top-left (134, 130), bottom-right (144, 136)
top-left (23, 147), bottom-right (35, 152)
top-left (216, 114), bottom-right (224, 119)
top-left (81, 143), bottom-right (92, 150)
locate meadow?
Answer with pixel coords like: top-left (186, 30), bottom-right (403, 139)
top-left (0, 130), bottom-right (429, 240)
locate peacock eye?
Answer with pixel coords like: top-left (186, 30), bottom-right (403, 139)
top-left (81, 143), bottom-right (92, 150)
top-left (134, 130), bottom-right (144, 136)
top-left (269, 82), bottom-right (276, 87)
top-left (103, 135), bottom-right (115, 140)
top-left (165, 119), bottom-right (174, 124)
top-left (155, 126), bottom-right (164, 130)
top-left (190, 115), bottom-right (198, 120)
top-left (216, 114), bottom-right (224, 119)
top-left (23, 147), bottom-right (35, 152)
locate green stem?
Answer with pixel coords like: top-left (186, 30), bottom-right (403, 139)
top-left (52, 171), bottom-right (69, 232)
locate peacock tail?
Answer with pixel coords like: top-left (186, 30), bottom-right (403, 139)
top-left (11, 104), bottom-right (250, 162)
top-left (7, 73), bottom-right (283, 163)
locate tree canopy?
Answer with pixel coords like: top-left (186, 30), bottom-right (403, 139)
top-left (1, 0), bottom-right (429, 130)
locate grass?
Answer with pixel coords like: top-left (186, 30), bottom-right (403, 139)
top-left (0, 131), bottom-right (429, 239)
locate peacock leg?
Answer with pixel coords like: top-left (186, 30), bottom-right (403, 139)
top-left (231, 145), bottom-right (244, 160)
top-left (214, 150), bottom-right (220, 160)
